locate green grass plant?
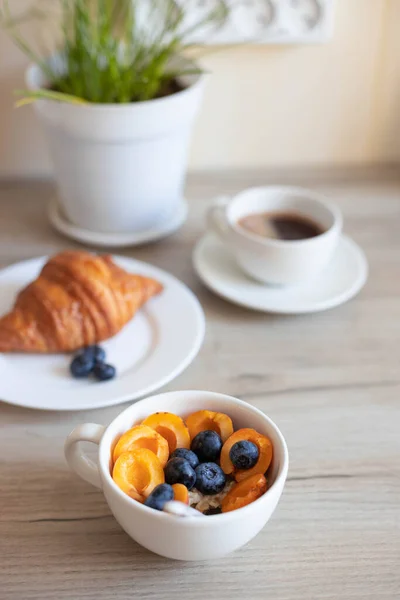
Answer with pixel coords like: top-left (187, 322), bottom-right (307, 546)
top-left (0, 0), bottom-right (229, 105)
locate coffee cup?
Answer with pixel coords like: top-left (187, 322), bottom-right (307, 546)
top-left (207, 186), bottom-right (343, 286)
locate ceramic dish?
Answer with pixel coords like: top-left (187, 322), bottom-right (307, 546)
top-left (193, 233), bottom-right (368, 314)
top-left (0, 256), bottom-right (205, 411)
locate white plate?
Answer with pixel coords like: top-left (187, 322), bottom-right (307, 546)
top-left (0, 256), bottom-right (205, 411)
top-left (48, 199), bottom-right (188, 248)
top-left (193, 234), bottom-right (368, 314)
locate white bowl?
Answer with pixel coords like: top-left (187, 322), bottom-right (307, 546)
top-left (65, 390), bottom-right (289, 561)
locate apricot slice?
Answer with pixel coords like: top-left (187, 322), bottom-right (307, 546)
top-left (172, 483), bottom-right (189, 505)
top-left (112, 448), bottom-right (165, 500)
top-left (220, 428), bottom-right (273, 481)
top-left (221, 474), bottom-right (267, 513)
top-left (142, 412), bottom-right (190, 453)
top-left (186, 410), bottom-right (234, 442)
top-left (113, 424), bottom-right (169, 467)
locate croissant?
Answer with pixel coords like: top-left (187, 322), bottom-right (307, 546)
top-left (0, 251), bottom-right (163, 353)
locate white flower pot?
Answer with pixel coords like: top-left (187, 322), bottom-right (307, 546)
top-left (26, 63), bottom-right (205, 234)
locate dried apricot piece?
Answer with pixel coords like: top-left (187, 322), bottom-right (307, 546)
top-left (113, 424), bottom-right (169, 466)
top-left (112, 448), bottom-right (165, 500)
top-left (220, 428), bottom-right (273, 481)
top-left (186, 410), bottom-right (234, 442)
top-left (142, 412), bottom-right (190, 453)
top-left (172, 483), bottom-right (189, 505)
top-left (221, 474), bottom-right (267, 513)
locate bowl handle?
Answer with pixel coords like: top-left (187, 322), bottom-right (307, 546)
top-left (64, 423), bottom-right (106, 489)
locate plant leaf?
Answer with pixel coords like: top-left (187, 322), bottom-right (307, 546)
top-left (15, 89), bottom-right (89, 107)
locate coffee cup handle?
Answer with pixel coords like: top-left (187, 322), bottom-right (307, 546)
top-left (64, 423), bottom-right (106, 489)
top-left (207, 196), bottom-right (231, 239)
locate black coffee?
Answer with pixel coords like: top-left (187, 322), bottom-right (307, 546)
top-left (238, 211), bottom-right (324, 241)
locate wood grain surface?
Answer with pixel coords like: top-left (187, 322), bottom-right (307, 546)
top-left (1, 171), bottom-right (399, 600)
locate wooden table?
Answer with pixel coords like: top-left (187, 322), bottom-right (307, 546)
top-left (1, 172), bottom-right (400, 600)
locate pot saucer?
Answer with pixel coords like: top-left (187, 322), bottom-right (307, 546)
top-left (193, 234), bottom-right (368, 314)
top-left (48, 199), bottom-right (188, 248)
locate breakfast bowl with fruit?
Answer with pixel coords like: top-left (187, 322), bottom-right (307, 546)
top-left (65, 390), bottom-right (289, 561)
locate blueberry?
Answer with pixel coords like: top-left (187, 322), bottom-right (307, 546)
top-left (93, 362), bottom-right (116, 382)
top-left (191, 430), bottom-right (223, 463)
top-left (92, 345), bottom-right (106, 362)
top-left (229, 440), bottom-right (259, 470)
top-left (169, 448), bottom-right (199, 470)
top-left (164, 457), bottom-right (196, 490)
top-left (79, 345), bottom-right (106, 362)
top-left (203, 507), bottom-right (222, 516)
top-left (144, 484), bottom-right (174, 511)
top-left (194, 462), bottom-right (226, 495)
top-left (70, 355), bottom-right (94, 378)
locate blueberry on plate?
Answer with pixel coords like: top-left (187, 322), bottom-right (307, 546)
top-left (164, 457), bottom-right (196, 490)
top-left (92, 345), bottom-right (106, 362)
top-left (195, 462), bottom-right (226, 495)
top-left (79, 345), bottom-right (106, 363)
top-left (70, 354), bottom-right (94, 378)
top-left (144, 484), bottom-right (174, 511)
top-left (169, 448), bottom-right (199, 470)
top-left (229, 440), bottom-right (259, 470)
top-left (93, 362), bottom-right (116, 382)
top-left (191, 430), bottom-right (223, 463)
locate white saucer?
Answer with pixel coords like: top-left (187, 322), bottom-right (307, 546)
top-left (193, 234), bottom-right (368, 314)
top-left (0, 255), bottom-right (205, 411)
top-left (48, 199), bottom-right (188, 248)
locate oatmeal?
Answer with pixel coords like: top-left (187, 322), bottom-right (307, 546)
top-left (189, 480), bottom-right (235, 514)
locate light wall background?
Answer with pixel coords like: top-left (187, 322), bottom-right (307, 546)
top-left (0, 0), bottom-right (399, 177)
